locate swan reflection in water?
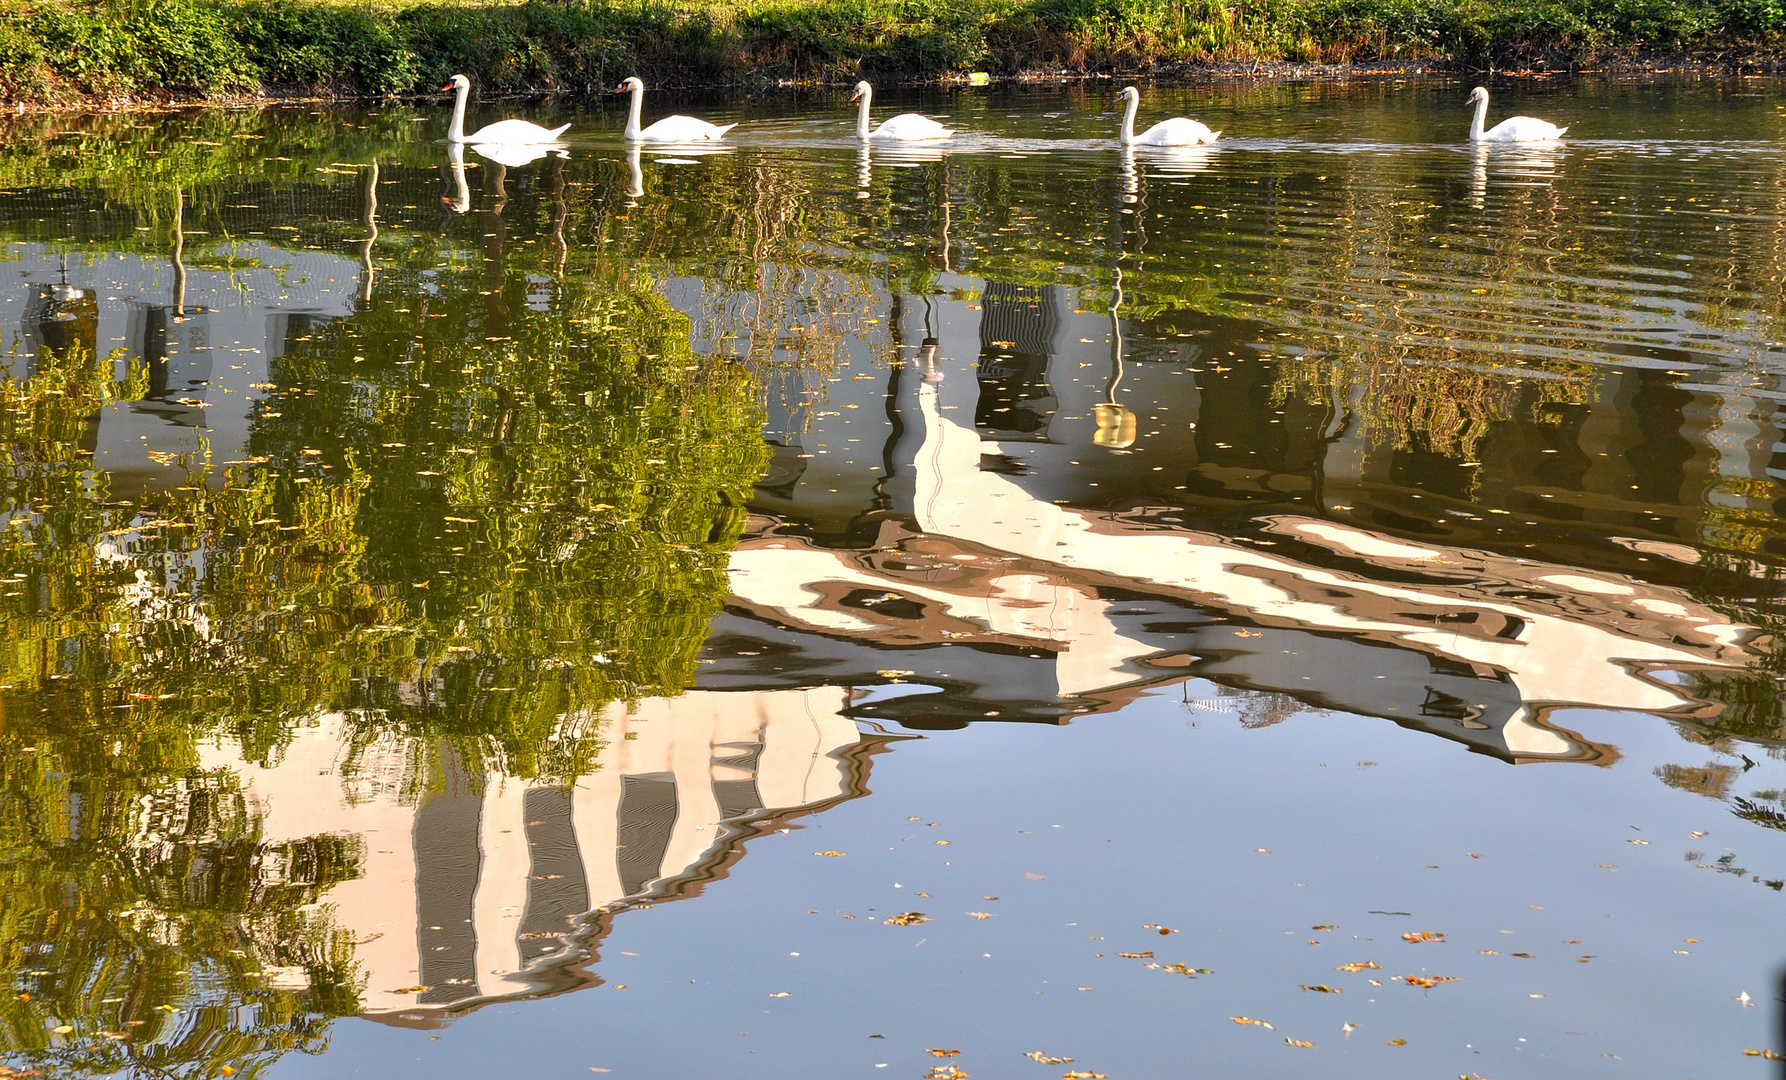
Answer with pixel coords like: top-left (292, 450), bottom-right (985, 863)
top-left (623, 144), bottom-right (732, 204)
top-left (470, 142), bottom-right (568, 168)
top-left (1118, 144), bottom-right (1216, 202)
top-left (442, 143), bottom-right (570, 215)
top-left (442, 143), bottom-right (471, 213)
top-left (1094, 267), bottom-right (1137, 448)
top-left (1469, 142), bottom-right (1563, 207)
top-left (857, 141), bottom-right (948, 191)
top-left (356, 161), bottom-right (378, 303)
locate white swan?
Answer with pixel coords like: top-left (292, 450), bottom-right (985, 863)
top-left (442, 75), bottom-right (570, 145)
top-left (1467, 86), bottom-right (1566, 143)
top-left (1117, 86), bottom-right (1219, 146)
top-left (618, 77), bottom-right (736, 142)
top-left (851, 81), bottom-right (952, 141)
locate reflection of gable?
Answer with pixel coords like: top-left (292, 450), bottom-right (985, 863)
top-left (718, 500), bottom-right (1744, 758)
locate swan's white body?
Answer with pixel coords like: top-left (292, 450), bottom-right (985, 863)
top-left (1118, 87), bottom-right (1219, 146)
top-left (1467, 86), bottom-right (1566, 143)
top-left (442, 75), bottom-right (569, 145)
top-left (851, 82), bottom-right (952, 141)
top-left (619, 77), bottom-right (736, 142)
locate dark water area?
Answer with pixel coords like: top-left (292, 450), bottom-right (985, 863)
top-left (1, 77), bottom-right (1785, 1077)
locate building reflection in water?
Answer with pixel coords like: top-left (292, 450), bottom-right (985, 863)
top-left (199, 688), bottom-right (884, 1024)
top-left (729, 269), bottom-right (1762, 761)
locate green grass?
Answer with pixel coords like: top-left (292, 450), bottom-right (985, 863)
top-left (5, 0), bottom-right (1785, 104)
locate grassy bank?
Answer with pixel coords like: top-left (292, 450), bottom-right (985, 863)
top-left (5, 0), bottom-right (1786, 105)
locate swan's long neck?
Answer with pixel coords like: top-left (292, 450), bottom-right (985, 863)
top-left (856, 86), bottom-right (872, 139)
top-left (1470, 92), bottom-right (1489, 140)
top-left (1120, 94), bottom-right (1139, 146)
top-left (448, 81), bottom-right (469, 143)
top-left (624, 83), bottom-right (644, 140)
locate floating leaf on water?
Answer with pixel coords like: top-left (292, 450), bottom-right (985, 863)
top-left (1398, 975), bottom-right (1461, 988)
top-left (1117, 951), bottom-right (1154, 959)
top-left (967, 912), bottom-right (995, 919)
top-left (927, 1049), bottom-right (961, 1057)
top-left (1023, 1052), bottom-right (1073, 1064)
top-left (884, 912), bottom-right (930, 926)
top-left (1401, 931), bottom-right (1445, 943)
top-left (1144, 924), bottom-right (1177, 934)
top-left (1301, 984), bottom-right (1341, 993)
top-left (813, 851), bottom-right (847, 857)
top-left (1311, 924), bottom-right (1337, 931)
top-left (1284, 1038), bottom-right (1314, 1047)
top-left (768, 992), bottom-right (790, 998)
top-left (1336, 961), bottom-right (1380, 972)
top-left (1231, 1016), bottom-right (1274, 1029)
top-left (1387, 1039), bottom-right (1407, 1046)
top-left (1162, 963), bottom-right (1211, 976)
top-left (1062, 1073), bottom-right (1106, 1079)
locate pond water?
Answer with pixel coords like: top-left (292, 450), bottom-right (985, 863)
top-left (1, 77), bottom-right (1785, 1078)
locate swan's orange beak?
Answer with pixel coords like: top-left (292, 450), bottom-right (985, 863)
top-left (440, 82), bottom-right (453, 92)
top-left (615, 83), bottom-right (627, 93)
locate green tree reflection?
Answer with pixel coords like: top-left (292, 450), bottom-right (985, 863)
top-left (0, 222), bottom-right (769, 1076)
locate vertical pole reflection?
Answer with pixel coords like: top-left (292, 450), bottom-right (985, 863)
top-left (171, 186), bottom-right (187, 322)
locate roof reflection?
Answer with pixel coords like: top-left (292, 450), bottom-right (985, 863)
top-left (721, 273), bottom-right (1761, 760)
top-left (196, 687), bottom-right (883, 1023)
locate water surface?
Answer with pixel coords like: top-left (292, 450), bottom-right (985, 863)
top-left (1, 78), bottom-right (1785, 1078)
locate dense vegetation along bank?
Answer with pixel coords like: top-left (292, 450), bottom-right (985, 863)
top-left (8, 0), bottom-right (1786, 106)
